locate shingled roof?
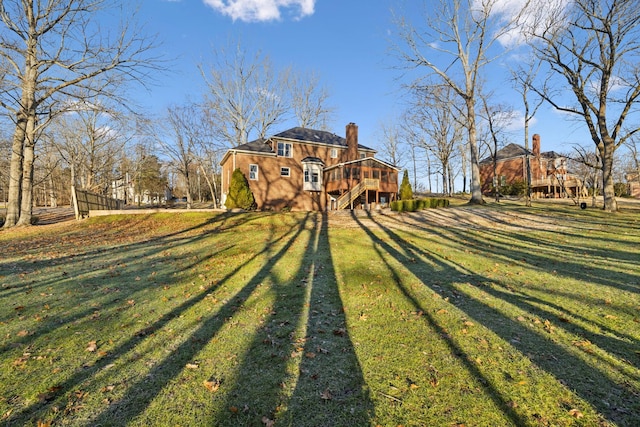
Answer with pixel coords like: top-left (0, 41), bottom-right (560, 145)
top-left (273, 127), bottom-right (375, 151)
top-left (232, 138), bottom-right (274, 154)
top-left (479, 143), bottom-right (564, 164)
top-left (479, 143), bottom-right (530, 164)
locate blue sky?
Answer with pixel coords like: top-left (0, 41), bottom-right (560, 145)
top-left (134, 0), bottom-right (592, 165)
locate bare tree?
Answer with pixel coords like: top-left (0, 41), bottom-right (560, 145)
top-left (376, 118), bottom-right (406, 168)
top-left (200, 42), bottom-right (289, 147)
top-left (155, 104), bottom-right (201, 209)
top-left (511, 58), bottom-right (546, 206)
top-left (525, 0), bottom-right (640, 212)
top-left (409, 85), bottom-right (464, 196)
top-left (569, 145), bottom-right (602, 207)
top-left (47, 101), bottom-right (131, 196)
top-left (0, 0), bottom-right (162, 228)
top-left (289, 69), bottom-right (335, 130)
top-left (393, 0), bottom-right (519, 204)
top-left (479, 97), bottom-right (514, 201)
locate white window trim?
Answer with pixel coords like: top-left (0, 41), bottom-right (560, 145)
top-left (281, 167), bottom-right (290, 177)
top-left (249, 164), bottom-right (259, 180)
top-left (277, 142), bottom-right (293, 158)
top-left (330, 148), bottom-right (338, 159)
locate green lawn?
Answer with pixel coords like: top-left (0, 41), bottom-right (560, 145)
top-left (0, 202), bottom-right (639, 426)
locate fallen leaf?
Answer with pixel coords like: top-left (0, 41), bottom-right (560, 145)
top-left (305, 352), bottom-right (316, 359)
top-left (186, 363), bottom-right (199, 369)
top-left (320, 389), bottom-right (332, 400)
top-left (229, 406), bottom-right (239, 413)
top-left (333, 328), bottom-right (346, 336)
top-left (17, 330), bottom-right (29, 337)
top-left (262, 416), bottom-right (275, 427)
top-left (203, 379), bottom-right (221, 393)
top-left (569, 408), bottom-right (583, 418)
top-left (86, 341), bottom-right (98, 352)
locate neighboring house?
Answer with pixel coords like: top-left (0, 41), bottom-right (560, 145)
top-left (479, 134), bottom-right (583, 198)
top-left (626, 172), bottom-right (640, 198)
top-left (220, 123), bottom-right (399, 211)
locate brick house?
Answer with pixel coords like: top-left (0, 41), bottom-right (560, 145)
top-left (479, 134), bottom-right (583, 198)
top-left (220, 123), bottom-right (399, 211)
top-left (626, 172), bottom-right (640, 198)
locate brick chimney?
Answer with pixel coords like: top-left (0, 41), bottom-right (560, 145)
top-left (345, 122), bottom-right (358, 161)
top-left (532, 134), bottom-right (541, 156)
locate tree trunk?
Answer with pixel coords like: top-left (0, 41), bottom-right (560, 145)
top-left (199, 164), bottom-right (218, 209)
top-left (17, 117), bottom-right (36, 226)
top-left (467, 100), bottom-right (484, 204)
top-left (184, 170), bottom-right (192, 209)
top-left (600, 140), bottom-right (618, 212)
top-left (49, 172), bottom-right (57, 208)
top-left (3, 118), bottom-right (26, 228)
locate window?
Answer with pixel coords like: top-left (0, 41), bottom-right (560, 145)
top-left (249, 164), bottom-right (258, 180)
top-left (277, 142), bottom-right (292, 157)
top-left (281, 167), bottom-right (290, 177)
top-left (360, 153), bottom-right (366, 159)
top-left (303, 164), bottom-right (322, 191)
top-left (330, 148), bottom-right (338, 159)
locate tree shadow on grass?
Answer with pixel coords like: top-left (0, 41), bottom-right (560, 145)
top-left (354, 212), bottom-right (639, 426)
top-left (84, 213), bottom-right (311, 426)
top-left (210, 213), bottom-right (373, 426)
top-left (2, 212), bottom-right (306, 425)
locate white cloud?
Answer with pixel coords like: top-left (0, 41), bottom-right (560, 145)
top-left (203, 0), bottom-right (315, 22)
top-left (476, 0), bottom-right (572, 48)
top-left (505, 109), bottom-right (537, 132)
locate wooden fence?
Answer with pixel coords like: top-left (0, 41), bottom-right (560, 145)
top-left (72, 186), bottom-right (124, 219)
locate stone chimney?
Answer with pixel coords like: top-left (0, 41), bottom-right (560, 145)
top-left (532, 134), bottom-right (541, 156)
top-left (345, 122), bottom-right (358, 161)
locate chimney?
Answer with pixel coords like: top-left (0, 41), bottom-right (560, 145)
top-left (532, 134), bottom-right (541, 156)
top-left (345, 122), bottom-right (358, 161)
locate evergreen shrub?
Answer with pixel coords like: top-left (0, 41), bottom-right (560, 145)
top-left (225, 168), bottom-right (255, 210)
top-left (390, 198), bottom-right (450, 212)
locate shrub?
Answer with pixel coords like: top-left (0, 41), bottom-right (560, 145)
top-left (390, 198), bottom-right (449, 212)
top-left (502, 180), bottom-right (527, 196)
top-left (399, 170), bottom-right (413, 200)
top-left (614, 182), bottom-right (629, 197)
top-left (225, 168), bottom-right (255, 210)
